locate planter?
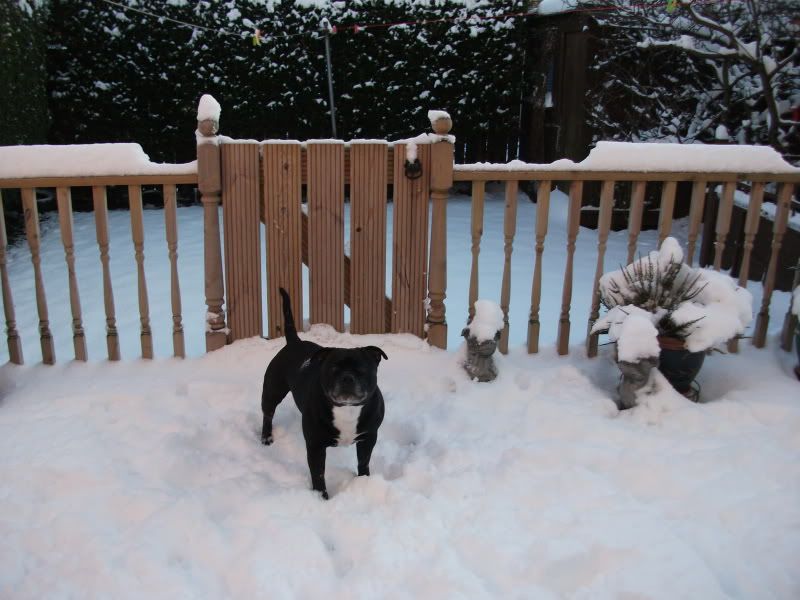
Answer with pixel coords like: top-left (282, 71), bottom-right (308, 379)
top-left (657, 336), bottom-right (705, 398)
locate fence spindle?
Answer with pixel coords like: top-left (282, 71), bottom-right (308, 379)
top-left (93, 186), bottom-right (120, 361)
top-left (163, 184), bottom-right (185, 358)
top-left (626, 181), bottom-right (645, 264)
top-left (468, 180), bottom-right (486, 322)
top-left (713, 181), bottom-right (735, 270)
top-left (658, 180), bottom-right (677, 244)
top-left (527, 180), bottom-right (551, 354)
top-left (22, 188), bottom-right (55, 364)
top-left (0, 190), bottom-right (23, 364)
top-left (587, 179), bottom-right (615, 357)
top-left (56, 187), bottom-right (87, 361)
top-left (686, 180), bottom-right (707, 266)
top-left (753, 182), bottom-right (792, 347)
top-left (728, 182), bottom-right (764, 353)
top-left (499, 180), bottom-right (518, 354)
top-left (128, 185), bottom-right (153, 358)
top-left (557, 181), bottom-right (582, 355)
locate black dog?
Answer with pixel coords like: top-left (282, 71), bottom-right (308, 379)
top-left (261, 288), bottom-right (387, 499)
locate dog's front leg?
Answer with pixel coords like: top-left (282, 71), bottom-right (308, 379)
top-left (356, 433), bottom-right (377, 477)
top-left (306, 443), bottom-right (329, 499)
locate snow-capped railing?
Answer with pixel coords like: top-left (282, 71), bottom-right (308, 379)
top-left (1, 96), bottom-right (799, 366)
top-left (0, 145), bottom-right (198, 364)
top-left (454, 144), bottom-right (800, 355)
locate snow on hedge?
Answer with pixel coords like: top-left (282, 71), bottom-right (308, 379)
top-left (0, 144), bottom-right (196, 178)
top-left (456, 141), bottom-right (800, 173)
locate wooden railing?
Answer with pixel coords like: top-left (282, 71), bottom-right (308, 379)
top-left (0, 173), bottom-right (196, 365)
top-left (2, 99), bottom-right (798, 365)
top-left (450, 166), bottom-right (800, 356)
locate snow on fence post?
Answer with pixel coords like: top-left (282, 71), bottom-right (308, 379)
top-left (753, 182), bottom-right (793, 348)
top-left (427, 111), bottom-right (454, 349)
top-left (197, 94), bottom-right (228, 352)
top-left (0, 190), bottom-right (23, 364)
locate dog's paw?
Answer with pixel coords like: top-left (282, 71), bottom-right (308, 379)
top-left (261, 433), bottom-right (273, 445)
top-left (320, 490), bottom-right (329, 500)
top-left (357, 466), bottom-right (370, 477)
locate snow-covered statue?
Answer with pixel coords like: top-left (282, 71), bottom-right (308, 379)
top-left (461, 300), bottom-right (504, 383)
top-left (617, 355), bottom-right (659, 410)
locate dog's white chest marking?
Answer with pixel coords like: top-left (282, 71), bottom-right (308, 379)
top-left (332, 405), bottom-right (362, 446)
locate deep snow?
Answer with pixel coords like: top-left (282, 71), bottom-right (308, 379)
top-left (0, 187), bottom-right (798, 598)
top-left (0, 329), bottom-right (798, 598)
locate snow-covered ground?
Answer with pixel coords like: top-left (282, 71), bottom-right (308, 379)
top-left (1, 188), bottom-right (798, 598)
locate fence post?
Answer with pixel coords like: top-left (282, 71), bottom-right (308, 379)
top-left (197, 95), bottom-right (228, 352)
top-left (427, 112), bottom-right (454, 349)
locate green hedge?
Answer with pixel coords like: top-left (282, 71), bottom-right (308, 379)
top-left (0, 0), bottom-right (49, 145)
top-left (47, 0), bottom-right (528, 162)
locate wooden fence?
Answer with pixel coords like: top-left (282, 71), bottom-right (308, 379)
top-left (0, 174), bottom-right (196, 365)
top-left (450, 171), bottom-right (799, 357)
top-left (201, 114), bottom-right (453, 350)
top-left (0, 99), bottom-right (798, 365)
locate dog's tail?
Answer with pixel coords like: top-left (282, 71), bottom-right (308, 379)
top-left (279, 287), bottom-right (300, 344)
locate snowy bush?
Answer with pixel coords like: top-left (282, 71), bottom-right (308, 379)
top-left (1, 1), bottom-right (49, 145)
top-left (586, 0), bottom-right (800, 162)
top-left (591, 237), bottom-right (753, 359)
top-left (46, 0), bottom-right (526, 162)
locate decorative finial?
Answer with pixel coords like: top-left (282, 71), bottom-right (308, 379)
top-left (428, 110), bottom-right (452, 135)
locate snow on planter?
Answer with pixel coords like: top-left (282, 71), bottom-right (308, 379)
top-left (592, 236), bottom-right (753, 358)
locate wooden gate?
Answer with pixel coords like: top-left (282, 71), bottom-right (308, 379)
top-left (208, 128), bottom-right (453, 347)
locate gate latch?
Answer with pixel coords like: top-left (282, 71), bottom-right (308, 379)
top-left (404, 158), bottom-right (422, 180)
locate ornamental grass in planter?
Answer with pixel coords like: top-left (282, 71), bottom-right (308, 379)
top-left (592, 237), bottom-right (753, 402)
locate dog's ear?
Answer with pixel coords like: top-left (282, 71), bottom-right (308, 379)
top-left (363, 346), bottom-right (388, 364)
